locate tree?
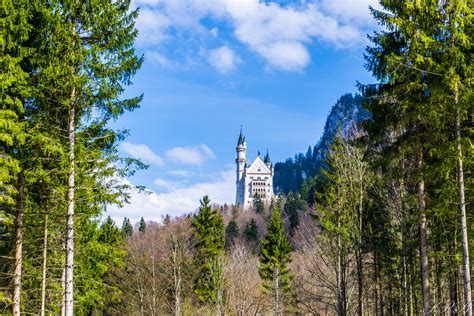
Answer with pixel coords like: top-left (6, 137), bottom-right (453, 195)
top-left (259, 205), bottom-right (292, 316)
top-left (225, 219), bottom-right (239, 249)
top-left (253, 194), bottom-right (265, 214)
top-left (139, 217), bottom-right (146, 233)
top-left (122, 217), bottom-right (133, 237)
top-left (284, 192), bottom-right (299, 235)
top-left (0, 1), bottom-right (31, 314)
top-left (30, 1), bottom-right (144, 314)
top-left (192, 196), bottom-right (225, 308)
top-left (244, 219), bottom-right (259, 244)
top-left (316, 135), bottom-right (371, 315)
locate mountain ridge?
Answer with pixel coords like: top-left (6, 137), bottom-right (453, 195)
top-left (273, 93), bottom-right (369, 194)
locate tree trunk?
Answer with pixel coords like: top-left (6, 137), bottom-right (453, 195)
top-left (417, 145), bottom-right (431, 315)
top-left (275, 269), bottom-right (279, 316)
top-left (454, 87), bottom-right (471, 316)
top-left (40, 213), bottom-right (49, 316)
top-left (172, 238), bottom-right (182, 316)
top-left (64, 86), bottom-right (76, 316)
top-left (357, 185), bottom-right (364, 316)
top-left (337, 221), bottom-right (342, 316)
top-left (12, 172), bottom-right (24, 316)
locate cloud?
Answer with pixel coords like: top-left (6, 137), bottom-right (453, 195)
top-left (146, 50), bottom-right (175, 68)
top-left (132, 0), bottom-right (376, 71)
top-left (153, 177), bottom-right (178, 191)
top-left (108, 169), bottom-right (235, 223)
top-left (168, 170), bottom-right (194, 178)
top-left (121, 142), bottom-right (164, 166)
top-left (166, 144), bottom-right (215, 165)
top-left (207, 46), bottom-right (240, 73)
top-left (320, 0), bottom-right (381, 24)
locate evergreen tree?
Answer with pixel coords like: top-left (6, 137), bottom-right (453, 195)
top-left (225, 219), bottom-right (239, 249)
top-left (139, 217), bottom-right (146, 233)
top-left (259, 206), bottom-right (292, 315)
top-left (121, 217), bottom-right (133, 237)
top-left (253, 194), bottom-right (265, 214)
top-left (163, 214), bottom-right (171, 226)
top-left (192, 196), bottom-right (225, 305)
top-left (244, 219), bottom-right (259, 243)
top-left (284, 192), bottom-right (299, 235)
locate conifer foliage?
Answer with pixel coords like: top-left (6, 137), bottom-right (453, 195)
top-left (192, 196), bottom-right (225, 306)
top-left (259, 205), bottom-right (292, 315)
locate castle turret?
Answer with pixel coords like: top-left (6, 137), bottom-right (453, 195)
top-left (236, 128), bottom-right (246, 182)
top-left (235, 128), bottom-right (246, 205)
top-left (264, 149), bottom-right (272, 171)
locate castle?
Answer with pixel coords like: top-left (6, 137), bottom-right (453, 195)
top-left (235, 129), bottom-right (274, 209)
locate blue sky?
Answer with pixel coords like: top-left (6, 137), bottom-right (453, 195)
top-left (108, 0), bottom-right (380, 223)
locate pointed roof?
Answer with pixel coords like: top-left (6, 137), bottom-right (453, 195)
top-left (264, 149), bottom-right (271, 164)
top-left (237, 127), bottom-right (245, 146)
top-left (247, 155), bottom-right (272, 174)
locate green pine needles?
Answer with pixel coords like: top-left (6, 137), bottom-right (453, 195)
top-left (192, 196), bottom-right (225, 306)
top-left (259, 205), bottom-right (292, 315)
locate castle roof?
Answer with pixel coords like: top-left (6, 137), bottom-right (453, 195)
top-left (246, 156), bottom-right (272, 174)
top-left (237, 127), bottom-right (245, 146)
top-left (264, 149), bottom-right (271, 164)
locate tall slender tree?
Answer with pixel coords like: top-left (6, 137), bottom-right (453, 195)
top-left (259, 205), bottom-right (292, 315)
top-left (192, 196), bottom-right (225, 307)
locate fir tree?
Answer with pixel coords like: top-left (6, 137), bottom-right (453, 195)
top-left (139, 217), bottom-right (146, 233)
top-left (121, 217), bottom-right (133, 237)
top-left (244, 219), bottom-right (259, 243)
top-left (284, 192), bottom-right (299, 235)
top-left (259, 206), bottom-right (292, 315)
top-left (225, 219), bottom-right (239, 249)
top-left (253, 194), bottom-right (265, 214)
top-left (192, 196), bottom-right (225, 306)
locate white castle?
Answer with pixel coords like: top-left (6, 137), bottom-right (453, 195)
top-left (235, 128), bottom-right (274, 209)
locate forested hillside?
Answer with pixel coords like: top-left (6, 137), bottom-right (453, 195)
top-left (273, 93), bottom-right (370, 194)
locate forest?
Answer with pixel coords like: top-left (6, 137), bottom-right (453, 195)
top-left (1, 0), bottom-right (473, 315)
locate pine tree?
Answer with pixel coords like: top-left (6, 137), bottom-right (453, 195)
top-left (0, 1), bottom-right (31, 313)
top-left (244, 219), bottom-right (259, 244)
top-left (284, 192), bottom-right (299, 235)
top-left (122, 217), bottom-right (133, 237)
top-left (225, 219), bottom-right (239, 249)
top-left (139, 217), bottom-right (146, 233)
top-left (253, 194), bottom-right (265, 214)
top-left (192, 196), bottom-right (225, 306)
top-left (259, 206), bottom-right (292, 315)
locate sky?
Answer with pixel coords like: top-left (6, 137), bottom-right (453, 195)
top-left (107, 0), bottom-right (380, 224)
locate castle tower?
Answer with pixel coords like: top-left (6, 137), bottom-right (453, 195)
top-left (235, 129), bottom-right (274, 210)
top-left (235, 128), bottom-right (246, 205)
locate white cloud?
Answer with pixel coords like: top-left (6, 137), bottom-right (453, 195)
top-left (146, 50), bottom-right (175, 68)
top-left (153, 177), bottom-right (178, 191)
top-left (166, 144), bottom-right (215, 165)
top-left (320, 0), bottom-right (381, 25)
top-left (257, 41), bottom-right (310, 71)
top-left (108, 169), bottom-right (235, 223)
top-left (168, 169), bottom-right (194, 178)
top-left (207, 46), bottom-right (240, 73)
top-left (132, 0), bottom-right (376, 71)
top-left (121, 142), bottom-right (164, 166)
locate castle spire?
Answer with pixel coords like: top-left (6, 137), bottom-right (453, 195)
top-left (237, 126), bottom-right (245, 146)
top-left (264, 149), bottom-right (271, 164)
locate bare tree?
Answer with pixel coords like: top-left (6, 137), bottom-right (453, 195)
top-left (226, 242), bottom-right (265, 315)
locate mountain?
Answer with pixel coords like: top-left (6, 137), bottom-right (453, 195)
top-left (273, 93), bottom-right (369, 194)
